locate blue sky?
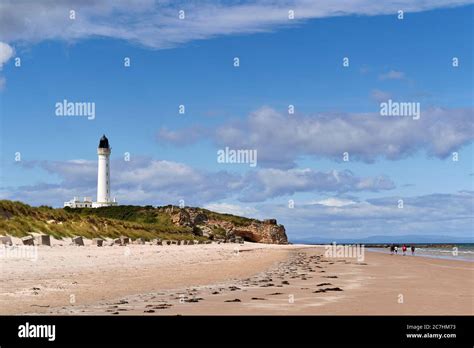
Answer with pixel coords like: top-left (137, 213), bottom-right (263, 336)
top-left (0, 0), bottom-right (473, 241)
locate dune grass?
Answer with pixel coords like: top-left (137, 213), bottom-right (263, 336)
top-left (0, 200), bottom-right (204, 240)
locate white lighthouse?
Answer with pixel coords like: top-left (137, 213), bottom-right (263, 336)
top-left (93, 135), bottom-right (117, 207)
top-left (64, 135), bottom-right (117, 208)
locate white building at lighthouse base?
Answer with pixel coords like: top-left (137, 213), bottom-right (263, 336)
top-left (91, 199), bottom-right (118, 208)
top-left (64, 197), bottom-right (117, 209)
top-left (64, 197), bottom-right (94, 208)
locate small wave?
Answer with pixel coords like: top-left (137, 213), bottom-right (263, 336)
top-left (420, 249), bottom-right (474, 254)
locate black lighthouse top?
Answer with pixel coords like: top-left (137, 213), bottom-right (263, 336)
top-left (98, 134), bottom-right (110, 149)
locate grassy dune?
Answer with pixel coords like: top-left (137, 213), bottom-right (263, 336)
top-left (0, 200), bottom-right (203, 241)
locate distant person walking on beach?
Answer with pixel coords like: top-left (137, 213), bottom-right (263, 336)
top-left (390, 245), bottom-right (395, 255)
top-left (402, 244), bottom-right (407, 256)
top-left (411, 245), bottom-right (415, 255)
top-left (394, 246), bottom-right (398, 254)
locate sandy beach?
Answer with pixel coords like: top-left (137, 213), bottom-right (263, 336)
top-left (0, 241), bottom-right (472, 315)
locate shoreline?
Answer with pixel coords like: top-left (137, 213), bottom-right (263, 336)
top-left (366, 247), bottom-right (474, 262)
top-left (303, 243), bottom-right (474, 262)
top-left (0, 242), bottom-right (472, 315)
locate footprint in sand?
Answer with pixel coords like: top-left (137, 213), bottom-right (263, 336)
top-left (313, 287), bottom-right (343, 293)
top-left (184, 297), bottom-right (203, 303)
top-left (225, 299), bottom-right (241, 302)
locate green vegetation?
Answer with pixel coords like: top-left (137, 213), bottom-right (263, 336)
top-left (0, 200), bottom-right (197, 240)
top-left (210, 225), bottom-right (227, 238)
top-left (201, 209), bottom-right (255, 226)
top-left (0, 200), bottom-right (258, 242)
top-left (65, 205), bottom-right (181, 232)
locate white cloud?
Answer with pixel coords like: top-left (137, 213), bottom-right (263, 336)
top-left (240, 168), bottom-right (395, 202)
top-left (1, 1), bottom-right (472, 49)
top-left (3, 178), bottom-right (471, 239)
top-left (379, 70), bottom-right (406, 80)
top-left (370, 89), bottom-right (392, 102)
top-left (203, 203), bottom-right (259, 218)
top-left (311, 197), bottom-right (356, 207)
top-left (2, 157), bottom-right (396, 206)
top-left (0, 41), bottom-right (14, 89)
top-left (161, 106), bottom-right (474, 167)
top-left (0, 42), bottom-right (14, 69)
top-left (258, 191), bottom-right (474, 239)
top-left (157, 126), bottom-right (209, 146)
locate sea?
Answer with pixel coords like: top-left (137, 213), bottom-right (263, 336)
top-left (367, 243), bottom-right (474, 262)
